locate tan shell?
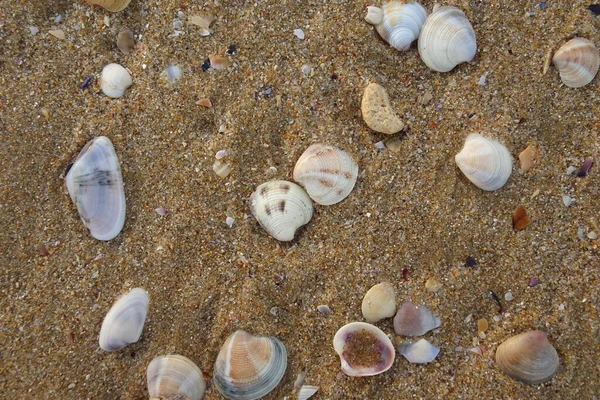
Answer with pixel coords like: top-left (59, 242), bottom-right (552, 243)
top-left (552, 37), bottom-right (599, 88)
top-left (361, 83), bottom-right (404, 134)
top-left (147, 355), bottom-right (206, 400)
top-left (361, 282), bottom-right (396, 323)
top-left (495, 330), bottom-right (559, 384)
top-left (455, 134), bottom-right (513, 191)
top-left (365, 1), bottom-right (427, 51)
top-left (84, 0), bottom-right (131, 12)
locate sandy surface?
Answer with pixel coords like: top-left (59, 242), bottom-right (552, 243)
top-left (1, 0), bottom-right (599, 399)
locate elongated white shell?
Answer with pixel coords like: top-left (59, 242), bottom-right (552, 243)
top-left (293, 144), bottom-right (358, 205)
top-left (100, 63), bottom-right (132, 98)
top-left (552, 37), bottom-right (600, 88)
top-left (365, 1), bottom-right (427, 51)
top-left (418, 6), bottom-right (477, 72)
top-left (99, 288), bottom-right (149, 351)
top-left (213, 330), bottom-right (287, 400)
top-left (455, 133), bottom-right (513, 191)
top-left (361, 282), bottom-right (396, 323)
top-left (393, 301), bottom-right (441, 337)
top-left (249, 180), bottom-right (313, 241)
top-left (65, 136), bottom-right (126, 241)
top-left (399, 339), bottom-right (440, 364)
top-left (147, 355), bottom-right (206, 400)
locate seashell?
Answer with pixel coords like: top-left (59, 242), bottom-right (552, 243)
top-left (293, 144), bottom-right (358, 205)
top-left (249, 180), bottom-right (313, 241)
top-left (361, 83), bottom-right (404, 135)
top-left (297, 385), bottom-right (319, 400)
top-left (552, 37), bottom-right (599, 88)
top-left (117, 27), bottom-right (135, 54)
top-left (455, 133), bottom-right (512, 191)
top-left (99, 288), bottom-right (149, 351)
top-left (512, 204), bottom-right (529, 231)
top-left (333, 322), bottom-right (395, 377)
top-left (399, 339), bottom-right (440, 364)
top-left (495, 330), bottom-right (559, 384)
top-left (361, 282), bottom-right (396, 323)
top-left (84, 0), bottom-right (131, 12)
top-left (393, 301), bottom-right (441, 336)
top-left (518, 143), bottom-right (536, 172)
top-left (100, 63), bottom-right (132, 98)
top-left (213, 330), bottom-right (287, 400)
top-left (65, 136), bottom-right (126, 241)
top-left (418, 5), bottom-right (477, 72)
top-left (147, 355), bottom-right (206, 400)
top-left (365, 1), bottom-right (427, 51)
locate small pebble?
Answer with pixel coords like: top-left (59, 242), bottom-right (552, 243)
top-left (566, 166), bottom-right (578, 175)
top-left (528, 277), bottom-right (539, 287)
top-left (225, 217), bottom-right (235, 228)
top-left (293, 28), bottom-right (305, 40)
top-left (155, 207), bottom-right (168, 216)
top-left (540, 1), bottom-right (547, 9)
top-left (477, 318), bottom-right (488, 333)
top-left (269, 307), bottom-right (278, 316)
top-left (465, 256), bottom-right (477, 267)
top-left (54, 14), bottom-right (63, 23)
top-left (578, 227), bottom-right (586, 240)
top-left (504, 291), bottom-right (514, 301)
top-left (425, 277), bottom-right (442, 293)
top-left (29, 26), bottom-right (39, 35)
top-left (317, 305), bottom-right (331, 315)
top-left (301, 64), bottom-right (311, 75)
top-left (493, 315), bottom-right (501, 322)
top-left (164, 64), bottom-right (182, 82)
top-left (558, 304), bottom-right (565, 311)
top-left (588, 231), bottom-right (598, 240)
top-left (477, 74), bottom-right (487, 86)
top-left (49, 29), bottom-right (65, 40)
top-left (374, 141), bottom-right (385, 149)
top-left (562, 195), bottom-right (572, 207)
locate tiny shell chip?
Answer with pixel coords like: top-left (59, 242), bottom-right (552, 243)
top-left (99, 288), bottom-right (149, 351)
top-left (361, 282), bottom-right (396, 323)
top-left (393, 301), bottom-right (441, 337)
top-left (399, 339), bottom-right (440, 364)
top-left (117, 27), bottom-right (135, 54)
top-left (361, 83), bottom-right (404, 134)
top-left (512, 205), bottom-right (529, 231)
top-left (100, 63), bottom-right (132, 98)
top-left (297, 385), bottom-right (319, 400)
top-left (147, 355), bottom-right (206, 400)
top-left (84, 0), bottom-right (131, 12)
top-left (519, 144), bottom-right (536, 172)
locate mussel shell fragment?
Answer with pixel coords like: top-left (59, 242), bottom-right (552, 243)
top-left (147, 354), bottom-right (206, 400)
top-left (99, 288), bottom-right (149, 351)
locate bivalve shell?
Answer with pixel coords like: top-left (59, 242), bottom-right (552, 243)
top-left (84, 0), bottom-right (131, 12)
top-left (147, 355), bottom-right (206, 400)
top-left (552, 37), bottom-right (599, 88)
top-left (399, 339), bottom-right (440, 364)
top-left (100, 63), bottom-right (133, 98)
top-left (99, 288), bottom-right (149, 351)
top-left (365, 1), bottom-right (427, 51)
top-left (361, 282), bottom-right (396, 323)
top-left (393, 301), bottom-right (441, 337)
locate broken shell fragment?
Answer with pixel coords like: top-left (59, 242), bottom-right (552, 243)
top-left (519, 143), bottom-right (536, 172)
top-left (552, 37), bottom-right (599, 88)
top-left (213, 160), bottom-right (232, 178)
top-left (512, 205), bottom-right (529, 231)
top-left (209, 54), bottom-right (231, 70)
top-left (393, 302), bottom-right (441, 336)
top-left (297, 385), bottom-right (319, 400)
top-left (188, 14), bottom-right (214, 36)
top-left (117, 27), bottom-right (135, 54)
top-left (100, 63), bottom-right (132, 98)
top-left (365, 1), bottom-right (427, 51)
top-left (361, 282), bottom-right (396, 323)
top-left (147, 355), bottom-right (206, 400)
top-left (361, 83), bottom-right (404, 134)
top-left (399, 339), bottom-right (440, 364)
top-left (84, 0), bottom-right (131, 12)
top-left (455, 134), bottom-right (513, 191)
top-left (99, 288), bottom-right (149, 351)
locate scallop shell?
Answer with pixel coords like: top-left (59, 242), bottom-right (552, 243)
top-left (552, 37), bottom-right (599, 88)
top-left (455, 133), bottom-right (513, 191)
top-left (99, 288), bottom-right (149, 351)
top-left (147, 355), bottom-right (206, 400)
top-left (393, 301), bottom-right (441, 337)
top-left (365, 1), bottom-right (427, 51)
top-left (293, 144), bottom-right (358, 205)
top-left (333, 322), bottom-right (395, 377)
top-left (65, 136), bottom-right (126, 241)
top-left (418, 5), bottom-right (477, 72)
top-left (213, 330), bottom-right (287, 400)
top-left (84, 0), bottom-right (131, 12)
top-left (361, 282), bottom-right (396, 323)
top-left (399, 339), bottom-right (440, 364)
top-left (249, 180), bottom-right (313, 241)
top-left (100, 63), bottom-right (132, 98)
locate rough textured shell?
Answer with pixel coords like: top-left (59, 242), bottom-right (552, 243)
top-left (84, 0), bottom-right (131, 12)
top-left (455, 134), bottom-right (513, 191)
top-left (293, 144), bottom-right (358, 205)
top-left (249, 181), bottom-right (313, 241)
top-left (361, 83), bottom-right (404, 134)
top-left (393, 302), bottom-right (441, 336)
top-left (495, 330), bottom-right (559, 385)
top-left (213, 330), bottom-right (287, 400)
top-left (66, 136), bottom-right (126, 241)
top-left (418, 6), bottom-right (476, 72)
top-left (552, 37), bottom-right (599, 88)
top-left (99, 288), bottom-right (148, 351)
top-left (100, 63), bottom-right (132, 98)
top-left (361, 282), bottom-right (396, 323)
top-left (399, 339), bottom-right (440, 363)
top-left (365, 1), bottom-right (427, 51)
top-left (147, 355), bottom-right (206, 400)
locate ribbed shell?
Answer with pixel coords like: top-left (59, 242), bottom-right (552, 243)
top-left (552, 37), bottom-right (600, 88)
top-left (293, 144), bottom-right (358, 205)
top-left (365, 1), bottom-right (427, 51)
top-left (84, 0), bottom-right (131, 12)
top-left (455, 134), bottom-right (513, 191)
top-left (99, 288), bottom-right (148, 351)
top-left (393, 301), bottom-right (441, 337)
top-left (213, 330), bottom-right (287, 400)
top-left (147, 355), bottom-right (206, 400)
top-left (418, 6), bottom-right (477, 72)
top-left (361, 282), bottom-right (396, 323)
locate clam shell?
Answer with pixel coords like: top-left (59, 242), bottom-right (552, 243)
top-left (297, 385), bottom-right (319, 400)
top-left (418, 5), bottom-right (477, 72)
top-left (361, 282), bottom-right (396, 323)
top-left (249, 180), bottom-right (313, 241)
top-left (361, 83), bottom-right (404, 135)
top-left (365, 1), bottom-right (427, 51)
top-left (455, 133), bottom-right (512, 191)
top-left (65, 136), bottom-right (126, 241)
top-left (84, 0), bottom-right (131, 12)
top-left (393, 301), bottom-right (441, 337)
top-left (333, 322), bottom-right (395, 377)
top-left (100, 63), bottom-right (132, 98)
top-left (99, 288), bottom-right (149, 351)
top-left (147, 355), bottom-right (206, 400)
top-left (552, 37), bottom-right (599, 88)
top-left (213, 330), bottom-right (287, 400)
top-left (495, 330), bottom-right (559, 385)
top-left (293, 144), bottom-right (358, 205)
top-left (398, 339), bottom-right (440, 364)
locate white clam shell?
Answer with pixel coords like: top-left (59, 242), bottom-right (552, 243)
top-left (147, 355), bottom-right (206, 400)
top-left (213, 330), bottom-right (287, 400)
top-left (455, 133), bottom-right (513, 191)
top-left (99, 288), bottom-right (149, 351)
top-left (361, 282), bottom-right (396, 323)
top-left (552, 37), bottom-right (600, 88)
top-left (100, 63), bottom-right (132, 98)
top-left (297, 385), bottom-right (319, 400)
top-left (293, 144), bottom-right (358, 205)
top-left (249, 180), bottom-right (313, 241)
top-left (399, 339), bottom-right (440, 364)
top-left (393, 301), bottom-right (441, 337)
top-left (365, 1), bottom-right (427, 51)
top-left (418, 6), bottom-right (477, 72)
top-left (65, 136), bottom-right (126, 241)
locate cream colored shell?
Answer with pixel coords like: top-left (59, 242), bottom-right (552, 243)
top-left (147, 355), bottom-right (206, 400)
top-left (98, 288), bottom-right (148, 351)
top-left (100, 63), bottom-right (132, 98)
top-left (361, 282), bottom-right (396, 323)
top-left (84, 0), bottom-right (131, 12)
top-left (365, 1), bottom-right (427, 51)
top-left (552, 37), bottom-right (599, 88)
top-left (361, 83), bottom-right (404, 134)
top-left (455, 133), bottom-right (512, 191)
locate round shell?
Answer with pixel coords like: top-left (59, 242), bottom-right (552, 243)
top-left (84, 0), bottom-right (131, 12)
top-left (213, 330), bottom-right (287, 400)
top-left (365, 1), bottom-right (427, 51)
top-left (100, 63), bottom-right (133, 98)
top-left (293, 144), bottom-right (358, 205)
top-left (455, 133), bottom-right (513, 191)
top-left (552, 37), bottom-right (599, 88)
top-left (249, 180), bottom-right (313, 241)
top-left (393, 301), bottom-right (441, 337)
top-left (147, 355), bottom-right (206, 400)
top-left (418, 5), bottom-right (477, 72)
top-left (99, 288), bottom-right (149, 351)
top-left (361, 282), bottom-right (396, 323)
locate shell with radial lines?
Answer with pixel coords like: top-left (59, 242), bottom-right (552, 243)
top-left (147, 355), bottom-right (206, 400)
top-left (552, 37), bottom-right (599, 88)
top-left (365, 1), bottom-right (427, 51)
top-left (393, 301), bottom-right (441, 337)
top-left (455, 134), bottom-right (513, 191)
top-left (99, 288), bottom-right (149, 351)
top-left (361, 282), bottom-right (396, 323)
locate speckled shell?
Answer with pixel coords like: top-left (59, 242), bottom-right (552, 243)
top-left (213, 330), bottom-right (287, 400)
top-left (365, 1), bottom-right (427, 51)
top-left (393, 301), bottom-right (441, 337)
top-left (495, 330), bottom-right (559, 385)
top-left (418, 5), bottom-right (477, 72)
top-left (249, 180), bottom-right (313, 241)
top-left (552, 37), bottom-right (599, 88)
top-left (455, 133), bottom-right (513, 191)
top-left (84, 0), bottom-right (131, 12)
top-left (100, 63), bottom-right (132, 98)
top-left (293, 144), bottom-right (358, 205)
top-left (361, 282), bottom-right (396, 323)
top-left (65, 136), bottom-right (126, 241)
top-left (99, 288), bottom-right (148, 351)
top-left (399, 339), bottom-right (440, 364)
top-left (147, 355), bottom-right (206, 400)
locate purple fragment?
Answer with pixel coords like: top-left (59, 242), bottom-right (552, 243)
top-left (466, 256), bottom-right (477, 267)
top-left (588, 4), bottom-right (600, 15)
top-left (155, 206), bottom-right (168, 216)
top-left (528, 277), bottom-right (540, 287)
top-left (577, 157), bottom-right (593, 177)
top-left (80, 77), bottom-right (92, 91)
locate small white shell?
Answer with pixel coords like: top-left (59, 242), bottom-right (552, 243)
top-left (147, 355), bottom-right (206, 400)
top-left (100, 63), bottom-right (132, 98)
top-left (399, 339), bottom-right (440, 364)
top-left (455, 133), bottom-right (513, 191)
top-left (297, 385), bottom-right (319, 400)
top-left (418, 6), bottom-right (477, 72)
top-left (361, 282), bottom-right (396, 323)
top-left (84, 0), bottom-right (131, 12)
top-left (365, 1), bottom-right (427, 51)
top-left (249, 180), bottom-right (313, 241)
top-left (393, 301), bottom-right (441, 337)
top-left (552, 37), bottom-right (600, 88)
top-left (293, 144), bottom-right (358, 205)
top-left (99, 288), bottom-right (149, 351)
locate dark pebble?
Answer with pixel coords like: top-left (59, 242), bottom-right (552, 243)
top-left (577, 157), bottom-right (593, 177)
top-left (528, 277), bottom-right (540, 287)
top-left (466, 256), bottom-right (477, 267)
top-left (201, 58), bottom-right (211, 72)
top-left (588, 4), bottom-right (600, 15)
top-left (226, 44), bottom-right (237, 55)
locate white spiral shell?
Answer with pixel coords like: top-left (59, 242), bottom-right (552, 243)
top-left (365, 1), bottom-right (427, 51)
top-left (455, 134), bottom-right (513, 191)
top-left (99, 288), bottom-right (149, 351)
top-left (552, 37), bottom-right (599, 88)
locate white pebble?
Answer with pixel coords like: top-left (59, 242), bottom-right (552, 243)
top-left (578, 227), bottom-right (586, 240)
top-left (504, 291), bottom-right (514, 301)
top-left (301, 64), bottom-right (311, 75)
top-left (103, 15), bottom-right (110, 27)
top-left (29, 26), bottom-right (39, 35)
top-left (225, 216), bottom-right (235, 228)
top-left (177, 10), bottom-right (185, 19)
top-left (293, 28), bottom-right (305, 40)
top-left (558, 304), bottom-right (565, 311)
top-left (317, 304), bottom-right (331, 315)
top-left (562, 195), bottom-right (572, 207)
top-left (173, 19), bottom-right (184, 29)
top-left (164, 64), bottom-right (182, 82)
top-left (215, 149), bottom-right (229, 160)
top-left (588, 231), bottom-right (598, 240)
top-left (374, 141), bottom-right (385, 149)
top-left (566, 166), bottom-right (578, 175)
top-left (477, 74), bottom-right (487, 86)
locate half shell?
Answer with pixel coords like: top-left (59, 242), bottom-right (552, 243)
top-left (84, 0), bottom-right (131, 12)
top-left (100, 63), bottom-right (133, 98)
top-left (293, 144), bottom-right (358, 205)
top-left (393, 301), bottom-right (441, 337)
top-left (552, 37), bottom-right (599, 88)
top-left (147, 355), bottom-right (206, 400)
top-left (99, 288), bottom-right (149, 351)
top-left (361, 282), bottom-right (396, 323)
top-left (398, 339), bottom-right (440, 364)
top-left (365, 1), bottom-right (427, 51)
top-left (455, 133), bottom-right (512, 191)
